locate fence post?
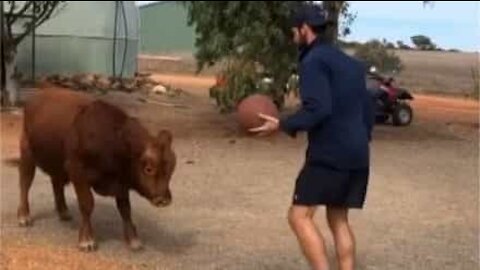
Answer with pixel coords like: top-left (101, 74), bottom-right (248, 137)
top-left (0, 1), bottom-right (6, 106)
top-left (32, 1), bottom-right (36, 82)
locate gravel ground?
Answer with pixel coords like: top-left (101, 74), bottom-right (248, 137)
top-left (1, 76), bottom-right (478, 270)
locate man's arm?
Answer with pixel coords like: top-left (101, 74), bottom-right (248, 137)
top-left (280, 60), bottom-right (332, 137)
top-left (362, 85), bottom-right (374, 141)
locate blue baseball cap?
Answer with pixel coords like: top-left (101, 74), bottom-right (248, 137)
top-left (290, 3), bottom-right (329, 28)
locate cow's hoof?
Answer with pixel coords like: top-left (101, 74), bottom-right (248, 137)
top-left (58, 211), bottom-right (72, 221)
top-left (78, 240), bottom-right (97, 252)
top-left (128, 239), bottom-right (143, 251)
top-left (18, 216), bottom-right (33, 227)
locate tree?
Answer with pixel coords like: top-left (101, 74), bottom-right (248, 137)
top-left (385, 42), bottom-right (396, 49)
top-left (381, 38), bottom-right (396, 49)
top-left (182, 1), bottom-right (300, 110)
top-left (354, 39), bottom-right (403, 74)
top-left (323, 1), bottom-right (356, 42)
top-left (1, 1), bottom-right (65, 106)
top-left (411, 35), bottom-right (436, 50)
top-left (182, 1), bottom-right (354, 111)
top-left (396, 40), bottom-right (411, 50)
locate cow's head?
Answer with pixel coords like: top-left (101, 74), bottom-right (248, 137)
top-left (136, 130), bottom-right (176, 207)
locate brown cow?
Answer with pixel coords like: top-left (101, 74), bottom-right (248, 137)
top-left (18, 89), bottom-right (176, 251)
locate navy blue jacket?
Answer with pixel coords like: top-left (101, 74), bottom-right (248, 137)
top-left (280, 39), bottom-right (374, 170)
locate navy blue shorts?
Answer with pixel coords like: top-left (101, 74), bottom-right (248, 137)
top-left (292, 164), bottom-right (369, 208)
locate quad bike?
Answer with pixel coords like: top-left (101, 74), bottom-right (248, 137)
top-left (367, 67), bottom-right (414, 126)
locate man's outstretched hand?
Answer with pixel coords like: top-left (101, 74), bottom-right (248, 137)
top-left (249, 113), bottom-right (280, 136)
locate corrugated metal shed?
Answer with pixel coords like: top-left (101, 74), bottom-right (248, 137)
top-left (139, 1), bottom-right (195, 55)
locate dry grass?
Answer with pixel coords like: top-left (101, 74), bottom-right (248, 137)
top-left (394, 50), bottom-right (478, 96)
top-left (138, 50), bottom-right (479, 97)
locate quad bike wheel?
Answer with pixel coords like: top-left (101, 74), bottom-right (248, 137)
top-left (392, 103), bottom-right (413, 126)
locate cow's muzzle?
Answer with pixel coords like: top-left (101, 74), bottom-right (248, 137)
top-left (151, 195), bottom-right (172, 207)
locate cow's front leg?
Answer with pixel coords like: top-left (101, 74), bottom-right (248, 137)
top-left (17, 133), bottom-right (36, 227)
top-left (116, 195), bottom-right (142, 251)
top-left (73, 181), bottom-right (97, 252)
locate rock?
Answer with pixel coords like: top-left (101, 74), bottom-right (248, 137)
top-left (57, 74), bottom-right (69, 84)
top-left (151, 84), bottom-right (167, 95)
top-left (135, 71), bottom-right (151, 78)
top-left (111, 81), bottom-right (122, 90)
top-left (123, 78), bottom-right (135, 85)
top-left (80, 74), bottom-right (95, 85)
top-left (85, 73), bottom-right (96, 84)
top-left (62, 81), bottom-right (76, 89)
top-left (134, 77), bottom-right (148, 89)
top-left (71, 74), bottom-right (91, 89)
top-left (95, 76), bottom-right (111, 90)
top-left (120, 78), bottom-right (136, 92)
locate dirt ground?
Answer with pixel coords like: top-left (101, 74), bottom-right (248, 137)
top-left (1, 74), bottom-right (479, 270)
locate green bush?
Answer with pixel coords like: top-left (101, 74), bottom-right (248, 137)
top-left (209, 60), bottom-right (259, 113)
top-left (209, 59), bottom-right (295, 113)
top-left (354, 39), bottom-right (404, 73)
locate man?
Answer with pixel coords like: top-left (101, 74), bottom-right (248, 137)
top-left (250, 4), bottom-right (374, 270)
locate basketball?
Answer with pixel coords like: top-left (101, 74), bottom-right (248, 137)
top-left (236, 94), bottom-right (279, 131)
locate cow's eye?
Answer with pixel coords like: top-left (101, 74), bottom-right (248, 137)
top-left (143, 161), bottom-right (157, 175)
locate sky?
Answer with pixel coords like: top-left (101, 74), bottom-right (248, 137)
top-left (136, 1), bottom-right (479, 52)
top-left (345, 1), bottom-right (479, 51)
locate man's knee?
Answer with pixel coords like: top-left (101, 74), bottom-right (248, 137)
top-left (288, 206), bottom-right (314, 230)
top-left (326, 206), bottom-right (348, 230)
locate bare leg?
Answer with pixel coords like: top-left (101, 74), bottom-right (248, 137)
top-left (116, 195), bottom-right (142, 251)
top-left (72, 181), bottom-right (96, 252)
top-left (17, 133), bottom-right (36, 227)
top-left (51, 178), bottom-right (72, 221)
top-left (327, 207), bottom-right (355, 270)
top-left (288, 206), bottom-right (330, 270)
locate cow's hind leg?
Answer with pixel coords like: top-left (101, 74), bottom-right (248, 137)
top-left (72, 181), bottom-right (97, 252)
top-left (51, 177), bottom-right (72, 221)
top-left (17, 133), bottom-right (36, 227)
top-left (116, 195), bottom-right (143, 251)
top-left (68, 160), bottom-right (97, 251)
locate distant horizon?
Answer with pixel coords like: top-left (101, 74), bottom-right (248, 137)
top-left (136, 1), bottom-right (479, 52)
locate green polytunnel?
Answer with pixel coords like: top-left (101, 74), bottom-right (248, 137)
top-left (15, 1), bottom-right (139, 79)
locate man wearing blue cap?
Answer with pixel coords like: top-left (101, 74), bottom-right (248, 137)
top-left (250, 3), bottom-right (374, 270)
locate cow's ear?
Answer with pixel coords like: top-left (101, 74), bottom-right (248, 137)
top-left (157, 130), bottom-right (173, 146)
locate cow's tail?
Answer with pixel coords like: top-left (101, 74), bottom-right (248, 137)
top-left (3, 157), bottom-right (21, 167)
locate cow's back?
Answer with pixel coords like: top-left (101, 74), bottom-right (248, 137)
top-left (23, 89), bottom-right (94, 177)
top-left (66, 100), bottom-right (137, 195)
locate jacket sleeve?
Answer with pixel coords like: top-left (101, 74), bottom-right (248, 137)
top-left (280, 60), bottom-right (332, 137)
top-left (362, 84), bottom-right (374, 141)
